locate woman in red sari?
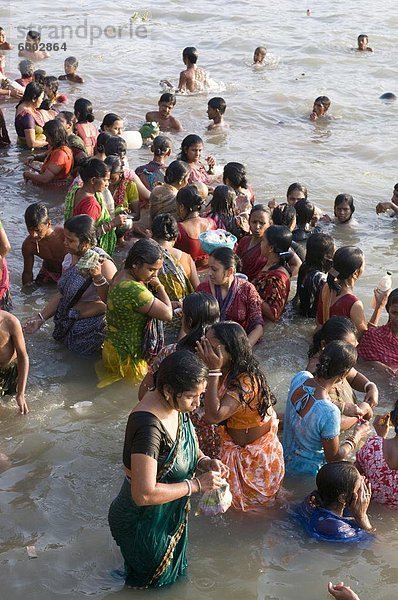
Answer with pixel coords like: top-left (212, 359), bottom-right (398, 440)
top-left (236, 204), bottom-right (271, 281)
top-left (253, 225), bottom-right (292, 321)
top-left (197, 246), bottom-right (264, 346)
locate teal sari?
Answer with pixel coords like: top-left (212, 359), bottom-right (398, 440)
top-left (108, 413), bottom-right (198, 588)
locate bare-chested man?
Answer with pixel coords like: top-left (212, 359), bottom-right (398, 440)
top-left (0, 312), bottom-right (29, 414)
top-left (22, 203), bottom-right (66, 286)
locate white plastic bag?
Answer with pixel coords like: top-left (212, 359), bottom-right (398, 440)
top-left (198, 482), bottom-right (232, 516)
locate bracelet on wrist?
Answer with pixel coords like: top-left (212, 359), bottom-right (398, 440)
top-left (197, 455), bottom-right (209, 468)
top-left (184, 478), bottom-right (192, 497)
top-left (208, 370), bottom-right (222, 377)
top-left (193, 476), bottom-right (202, 493)
top-left (344, 439), bottom-right (355, 451)
top-left (93, 277), bottom-right (108, 287)
top-left (38, 312), bottom-right (45, 323)
top-left (364, 381), bottom-right (375, 392)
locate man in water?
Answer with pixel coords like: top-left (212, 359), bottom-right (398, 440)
top-left (0, 311), bottom-right (29, 414)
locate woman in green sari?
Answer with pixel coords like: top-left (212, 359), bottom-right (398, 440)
top-left (108, 351), bottom-right (228, 589)
top-left (64, 158), bottom-right (126, 255)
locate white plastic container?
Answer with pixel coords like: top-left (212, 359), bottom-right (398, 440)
top-left (121, 130), bottom-right (142, 150)
top-left (371, 271), bottom-right (392, 307)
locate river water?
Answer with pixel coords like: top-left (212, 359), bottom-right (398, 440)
top-left (0, 1), bottom-right (398, 598)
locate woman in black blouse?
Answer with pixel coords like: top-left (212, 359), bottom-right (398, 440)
top-left (108, 350), bottom-right (228, 589)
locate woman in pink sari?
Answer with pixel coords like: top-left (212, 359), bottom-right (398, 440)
top-left (197, 246), bottom-right (264, 346)
top-left (358, 288), bottom-right (398, 375)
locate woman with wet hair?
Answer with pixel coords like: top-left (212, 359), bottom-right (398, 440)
top-left (283, 340), bottom-right (370, 475)
top-left (295, 462), bottom-right (374, 541)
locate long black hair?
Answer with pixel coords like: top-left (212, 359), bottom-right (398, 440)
top-left (124, 238), bottom-right (163, 269)
top-left (209, 321), bottom-right (275, 418)
top-left (311, 462), bottom-right (360, 509)
top-left (326, 246), bottom-right (364, 295)
top-left (309, 316), bottom-right (357, 358)
top-left (314, 340), bottom-right (357, 380)
top-left (264, 225), bottom-right (292, 274)
top-left (176, 292), bottom-right (220, 352)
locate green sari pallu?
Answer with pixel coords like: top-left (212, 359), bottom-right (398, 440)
top-left (64, 185), bottom-right (117, 256)
top-left (108, 414), bottom-right (198, 588)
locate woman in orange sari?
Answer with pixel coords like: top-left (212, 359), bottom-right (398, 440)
top-left (197, 321), bottom-right (284, 511)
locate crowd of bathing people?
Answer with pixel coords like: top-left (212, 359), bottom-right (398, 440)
top-left (0, 30), bottom-right (397, 598)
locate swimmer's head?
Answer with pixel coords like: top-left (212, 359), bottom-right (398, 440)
top-left (24, 202), bottom-right (51, 240)
top-left (303, 233), bottom-right (335, 274)
top-left (78, 158), bottom-right (110, 192)
top-left (64, 56), bottom-right (78, 74)
top-left (249, 204), bottom-right (271, 238)
top-left (100, 113), bottom-right (123, 136)
top-left (151, 134), bottom-right (172, 157)
top-left (334, 193), bottom-right (355, 223)
top-left (327, 246), bottom-right (365, 295)
top-left (357, 34), bottom-right (368, 50)
top-left (309, 316), bottom-right (358, 358)
top-left (294, 199), bottom-right (315, 227)
top-left (207, 97), bottom-right (227, 119)
top-left (182, 46), bottom-right (198, 65)
top-left (392, 183), bottom-right (398, 206)
top-left (18, 59), bottom-right (34, 78)
top-left (380, 92), bottom-right (397, 102)
top-left (74, 97), bottom-right (95, 123)
top-left (253, 46), bottom-right (267, 63)
top-left (314, 462), bottom-right (361, 510)
top-left (0, 28), bottom-right (5, 44)
top-left (26, 30), bottom-right (41, 43)
top-left (176, 185), bottom-right (204, 219)
top-left (313, 96), bottom-right (331, 117)
top-left (158, 93), bottom-right (176, 118)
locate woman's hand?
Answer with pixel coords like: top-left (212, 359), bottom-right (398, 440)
top-left (206, 155), bottom-right (216, 169)
top-left (373, 288), bottom-right (389, 309)
top-left (352, 420), bottom-right (371, 442)
top-left (23, 170), bottom-right (32, 182)
top-left (356, 402), bottom-right (373, 421)
top-left (112, 213), bottom-right (127, 228)
top-left (196, 336), bottom-right (223, 371)
top-left (22, 316), bottom-right (43, 334)
top-left (310, 111), bottom-right (318, 121)
top-left (373, 413), bottom-right (391, 438)
top-left (207, 458), bottom-right (229, 478)
top-left (197, 470), bottom-right (226, 492)
top-left (328, 582), bottom-right (360, 600)
top-left (350, 478), bottom-right (372, 530)
top-left (148, 276), bottom-right (162, 292)
top-left (363, 382), bottom-right (379, 407)
top-left (90, 256), bottom-right (104, 280)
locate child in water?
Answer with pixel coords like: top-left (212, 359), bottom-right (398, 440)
top-left (253, 46), bottom-right (267, 65)
top-left (0, 311), bottom-right (29, 415)
top-left (58, 56), bottom-right (84, 84)
top-left (145, 93), bottom-right (182, 132)
top-left (162, 46), bottom-right (208, 93)
top-left (376, 182), bottom-right (398, 216)
top-left (41, 76), bottom-right (68, 109)
top-left (18, 30), bottom-right (49, 61)
top-left (22, 203), bottom-right (66, 286)
top-left (310, 96), bottom-right (331, 121)
top-left (357, 34), bottom-right (373, 52)
top-left (207, 97), bottom-right (227, 130)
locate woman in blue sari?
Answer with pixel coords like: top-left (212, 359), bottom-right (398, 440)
top-left (108, 351), bottom-right (228, 589)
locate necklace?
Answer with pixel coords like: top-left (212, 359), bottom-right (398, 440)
top-left (184, 212), bottom-right (199, 221)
